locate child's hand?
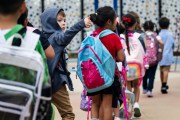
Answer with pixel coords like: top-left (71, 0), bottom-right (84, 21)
top-left (84, 16), bottom-right (92, 28)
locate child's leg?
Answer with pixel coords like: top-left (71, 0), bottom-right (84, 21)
top-left (91, 94), bottom-right (101, 119)
top-left (113, 108), bottom-right (120, 119)
top-left (143, 69), bottom-right (149, 93)
top-left (127, 81), bottom-right (132, 92)
top-left (133, 79), bottom-right (141, 117)
top-left (133, 79), bottom-right (140, 103)
top-left (112, 96), bottom-right (120, 119)
top-left (160, 70), bottom-right (164, 83)
top-left (160, 66), bottom-right (170, 93)
top-left (101, 94), bottom-right (113, 120)
top-left (148, 64), bottom-right (158, 92)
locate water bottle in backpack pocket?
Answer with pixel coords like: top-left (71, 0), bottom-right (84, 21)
top-left (77, 30), bottom-right (116, 93)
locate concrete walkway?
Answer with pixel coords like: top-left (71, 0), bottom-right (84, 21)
top-left (54, 60), bottom-right (180, 120)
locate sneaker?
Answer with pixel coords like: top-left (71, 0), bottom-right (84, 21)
top-left (161, 86), bottom-right (168, 94)
top-left (166, 85), bottom-right (169, 90)
top-left (143, 89), bottom-right (147, 94)
top-left (147, 91), bottom-right (153, 97)
top-left (133, 103), bottom-right (141, 117)
top-left (114, 117), bottom-right (121, 120)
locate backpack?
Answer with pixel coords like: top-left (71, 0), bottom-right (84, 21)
top-left (145, 32), bottom-right (159, 66)
top-left (0, 26), bottom-right (52, 120)
top-left (120, 32), bottom-right (146, 81)
top-left (119, 90), bottom-right (135, 119)
top-left (77, 29), bottom-right (116, 93)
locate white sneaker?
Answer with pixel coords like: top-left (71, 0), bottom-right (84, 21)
top-left (91, 118), bottom-right (98, 120)
top-left (114, 116), bottom-right (121, 120)
top-left (147, 91), bottom-right (153, 97)
top-left (133, 102), bottom-right (141, 117)
top-left (143, 89), bottom-right (147, 94)
top-left (133, 102), bottom-right (140, 109)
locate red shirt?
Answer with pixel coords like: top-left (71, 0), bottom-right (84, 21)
top-left (92, 28), bottom-right (123, 76)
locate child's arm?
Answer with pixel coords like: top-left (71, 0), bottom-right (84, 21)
top-left (156, 36), bottom-right (164, 51)
top-left (54, 17), bottom-right (91, 46)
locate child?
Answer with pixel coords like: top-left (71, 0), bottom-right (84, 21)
top-left (88, 6), bottom-right (125, 120)
top-left (40, 8), bottom-right (92, 120)
top-left (0, 0), bottom-right (51, 119)
top-left (142, 20), bottom-right (164, 97)
top-left (17, 8), bottom-right (55, 59)
top-left (121, 14), bottom-right (146, 118)
top-left (158, 17), bottom-right (175, 94)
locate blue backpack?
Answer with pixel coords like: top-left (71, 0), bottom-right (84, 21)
top-left (77, 29), bottom-right (116, 93)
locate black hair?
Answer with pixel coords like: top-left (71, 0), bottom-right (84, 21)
top-left (18, 9), bottom-right (28, 25)
top-left (159, 17), bottom-right (170, 29)
top-left (143, 20), bottom-right (159, 34)
top-left (0, 0), bottom-right (24, 15)
top-left (143, 21), bottom-right (154, 31)
top-left (90, 6), bottom-right (116, 28)
top-left (122, 14), bottom-right (137, 55)
top-left (116, 22), bottom-right (125, 35)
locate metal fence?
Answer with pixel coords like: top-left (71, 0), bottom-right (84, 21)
top-left (26, 0), bottom-right (180, 53)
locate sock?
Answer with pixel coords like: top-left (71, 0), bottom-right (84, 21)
top-left (91, 118), bottom-right (98, 120)
top-left (114, 116), bottom-right (121, 120)
top-left (133, 102), bottom-right (140, 108)
top-left (162, 82), bottom-right (167, 87)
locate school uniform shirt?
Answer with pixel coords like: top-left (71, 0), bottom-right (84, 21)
top-left (92, 28), bottom-right (123, 76)
top-left (159, 29), bottom-right (175, 66)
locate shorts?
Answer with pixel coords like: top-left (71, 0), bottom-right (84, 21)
top-left (87, 80), bottom-right (114, 96)
top-left (87, 76), bottom-right (122, 108)
top-left (160, 66), bottom-right (170, 72)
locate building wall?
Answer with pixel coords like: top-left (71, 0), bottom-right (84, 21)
top-left (26, 0), bottom-right (180, 52)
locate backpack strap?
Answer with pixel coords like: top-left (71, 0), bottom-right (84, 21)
top-left (98, 29), bottom-right (114, 38)
top-left (4, 25), bottom-right (24, 40)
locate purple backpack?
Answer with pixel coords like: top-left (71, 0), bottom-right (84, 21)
top-left (80, 89), bottom-right (92, 111)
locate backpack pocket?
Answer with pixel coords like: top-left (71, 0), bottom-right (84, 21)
top-left (0, 84), bottom-right (33, 120)
top-left (127, 62), bottom-right (143, 80)
top-left (80, 58), bottom-right (105, 89)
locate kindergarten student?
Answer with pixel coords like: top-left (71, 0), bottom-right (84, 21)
top-left (88, 6), bottom-right (125, 120)
top-left (17, 8), bottom-right (55, 59)
top-left (158, 17), bottom-right (175, 94)
top-left (143, 20), bottom-right (164, 97)
top-left (40, 8), bottom-right (92, 120)
top-left (0, 0), bottom-right (51, 119)
top-left (121, 14), bottom-right (146, 118)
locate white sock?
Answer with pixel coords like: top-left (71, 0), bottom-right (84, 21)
top-left (134, 102), bottom-right (140, 108)
top-left (114, 116), bottom-right (121, 120)
top-left (91, 118), bottom-right (98, 120)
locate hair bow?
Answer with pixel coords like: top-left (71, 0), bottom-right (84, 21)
top-left (123, 17), bottom-right (131, 23)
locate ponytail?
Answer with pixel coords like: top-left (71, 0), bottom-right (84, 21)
top-left (90, 6), bottom-right (116, 28)
top-left (124, 22), bottom-right (130, 55)
top-left (122, 14), bottom-right (136, 55)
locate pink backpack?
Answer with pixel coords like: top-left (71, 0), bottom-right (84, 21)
top-left (120, 33), bottom-right (146, 81)
top-left (145, 32), bottom-right (159, 66)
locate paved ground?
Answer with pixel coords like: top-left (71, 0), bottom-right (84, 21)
top-left (54, 59), bottom-right (180, 120)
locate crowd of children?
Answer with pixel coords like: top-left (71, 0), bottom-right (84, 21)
top-left (0, 0), bottom-right (175, 120)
